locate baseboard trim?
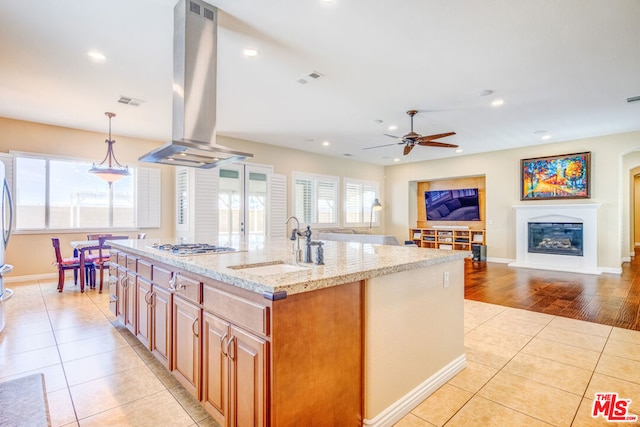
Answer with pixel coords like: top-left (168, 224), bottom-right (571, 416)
top-left (600, 266), bottom-right (623, 275)
top-left (4, 273), bottom-right (58, 283)
top-left (363, 354), bottom-right (466, 427)
top-left (486, 257), bottom-right (514, 264)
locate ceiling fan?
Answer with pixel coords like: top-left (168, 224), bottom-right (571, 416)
top-left (365, 110), bottom-right (457, 155)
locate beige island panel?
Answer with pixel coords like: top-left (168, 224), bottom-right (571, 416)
top-left (109, 238), bottom-right (467, 426)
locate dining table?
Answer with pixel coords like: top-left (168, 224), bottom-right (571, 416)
top-left (69, 240), bottom-right (100, 293)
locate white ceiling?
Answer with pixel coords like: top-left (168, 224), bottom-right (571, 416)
top-left (1, 0), bottom-right (639, 166)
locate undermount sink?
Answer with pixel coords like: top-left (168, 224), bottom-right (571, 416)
top-left (227, 261), bottom-right (310, 275)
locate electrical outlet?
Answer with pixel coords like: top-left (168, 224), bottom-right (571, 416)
top-left (443, 271), bottom-right (450, 288)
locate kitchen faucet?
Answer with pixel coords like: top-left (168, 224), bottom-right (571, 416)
top-left (286, 216), bottom-right (303, 263)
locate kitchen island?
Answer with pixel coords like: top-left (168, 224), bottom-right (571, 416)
top-left (108, 238), bottom-right (467, 426)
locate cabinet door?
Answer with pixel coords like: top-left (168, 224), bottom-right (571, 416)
top-left (136, 278), bottom-right (152, 349)
top-left (124, 271), bottom-right (137, 334)
top-left (229, 325), bottom-right (267, 427)
top-left (152, 285), bottom-right (172, 369)
top-left (116, 269), bottom-right (127, 320)
top-left (202, 312), bottom-right (230, 425)
top-left (173, 296), bottom-right (201, 399)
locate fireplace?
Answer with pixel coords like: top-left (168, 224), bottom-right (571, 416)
top-left (510, 204), bottom-right (600, 275)
top-left (528, 222), bottom-right (583, 257)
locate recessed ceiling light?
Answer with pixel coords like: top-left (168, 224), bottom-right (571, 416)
top-left (243, 48), bottom-right (259, 57)
top-left (322, 141), bottom-right (330, 146)
top-left (87, 50), bottom-right (106, 62)
top-left (388, 125), bottom-right (397, 131)
top-left (491, 99), bottom-right (504, 107)
top-left (478, 89), bottom-right (493, 97)
top-left (541, 135), bottom-right (552, 140)
top-left (456, 148), bottom-right (463, 153)
top-left (393, 158), bottom-right (400, 162)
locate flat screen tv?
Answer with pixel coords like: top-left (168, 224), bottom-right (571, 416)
top-left (425, 188), bottom-right (480, 221)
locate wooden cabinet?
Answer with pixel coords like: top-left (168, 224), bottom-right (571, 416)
top-left (202, 312), bottom-right (230, 425)
top-left (228, 324), bottom-right (267, 427)
top-left (172, 295), bottom-right (201, 399)
top-left (136, 277), bottom-right (152, 349)
top-left (410, 228), bottom-right (485, 251)
top-left (202, 283), bottom-right (268, 427)
top-left (151, 283), bottom-right (172, 368)
top-left (111, 248), bottom-right (362, 425)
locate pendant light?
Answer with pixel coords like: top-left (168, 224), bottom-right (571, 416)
top-left (89, 112), bottom-right (130, 184)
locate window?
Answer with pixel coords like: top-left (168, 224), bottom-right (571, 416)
top-left (292, 172), bottom-right (338, 227)
top-left (344, 178), bottom-right (379, 227)
top-left (13, 153), bottom-right (137, 230)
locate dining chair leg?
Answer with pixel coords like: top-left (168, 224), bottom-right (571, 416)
top-left (58, 270), bottom-right (65, 292)
top-left (99, 266), bottom-right (105, 293)
top-left (74, 269), bottom-right (78, 285)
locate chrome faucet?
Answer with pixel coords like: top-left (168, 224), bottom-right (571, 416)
top-left (286, 216), bottom-right (303, 263)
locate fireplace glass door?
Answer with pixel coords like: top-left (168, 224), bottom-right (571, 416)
top-left (528, 222), bottom-right (583, 256)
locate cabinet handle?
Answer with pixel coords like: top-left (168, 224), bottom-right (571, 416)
top-left (144, 289), bottom-right (152, 305)
top-left (192, 318), bottom-right (199, 338)
top-left (150, 291), bottom-right (156, 308)
top-left (227, 336), bottom-right (235, 361)
top-left (220, 332), bottom-right (229, 356)
top-left (168, 272), bottom-right (185, 292)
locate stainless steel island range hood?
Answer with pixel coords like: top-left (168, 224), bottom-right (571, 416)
top-left (139, 0), bottom-right (253, 168)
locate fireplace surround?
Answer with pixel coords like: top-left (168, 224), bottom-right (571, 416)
top-left (510, 204), bottom-right (600, 275)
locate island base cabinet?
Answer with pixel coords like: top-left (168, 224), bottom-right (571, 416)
top-left (136, 278), bottom-right (152, 349)
top-left (202, 312), bottom-right (229, 425)
top-left (151, 285), bottom-right (172, 369)
top-left (229, 325), bottom-right (267, 427)
top-left (202, 312), bottom-right (267, 427)
top-left (172, 296), bottom-right (201, 400)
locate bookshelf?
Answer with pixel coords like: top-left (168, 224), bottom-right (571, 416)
top-left (410, 228), bottom-right (485, 251)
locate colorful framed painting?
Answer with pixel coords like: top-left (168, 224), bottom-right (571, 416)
top-left (521, 152), bottom-right (591, 200)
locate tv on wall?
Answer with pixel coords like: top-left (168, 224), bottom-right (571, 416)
top-left (425, 188), bottom-right (480, 221)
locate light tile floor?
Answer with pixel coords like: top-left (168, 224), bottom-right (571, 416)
top-left (395, 300), bottom-right (640, 427)
top-left (0, 279), bottom-right (220, 427)
top-left (1, 280), bottom-right (640, 426)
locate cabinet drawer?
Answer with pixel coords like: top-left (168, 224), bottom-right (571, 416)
top-left (116, 251), bottom-right (127, 268)
top-left (154, 267), bottom-right (201, 303)
top-left (109, 264), bottom-right (118, 279)
top-left (203, 284), bottom-right (269, 337)
top-left (137, 259), bottom-right (152, 281)
top-left (126, 255), bottom-right (137, 271)
top-left (172, 273), bottom-right (201, 304)
top-left (153, 266), bottom-right (172, 289)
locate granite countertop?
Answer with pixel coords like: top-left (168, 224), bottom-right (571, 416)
top-left (109, 239), bottom-right (468, 298)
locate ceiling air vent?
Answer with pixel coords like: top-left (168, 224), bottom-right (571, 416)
top-left (297, 70), bottom-right (324, 85)
top-left (118, 96), bottom-right (145, 107)
top-left (627, 95), bottom-right (640, 103)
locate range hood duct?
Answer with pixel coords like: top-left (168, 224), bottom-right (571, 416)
top-left (139, 0), bottom-right (253, 168)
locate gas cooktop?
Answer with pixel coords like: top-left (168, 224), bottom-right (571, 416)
top-left (150, 243), bottom-right (237, 255)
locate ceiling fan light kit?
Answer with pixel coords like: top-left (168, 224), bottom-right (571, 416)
top-left (364, 110), bottom-right (458, 155)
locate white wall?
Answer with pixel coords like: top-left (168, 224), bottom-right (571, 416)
top-left (385, 131), bottom-right (640, 272)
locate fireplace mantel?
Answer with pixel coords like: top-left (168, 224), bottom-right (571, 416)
top-left (509, 203), bottom-right (601, 275)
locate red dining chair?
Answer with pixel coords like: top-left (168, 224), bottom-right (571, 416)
top-left (51, 237), bottom-right (95, 292)
top-left (88, 235), bottom-right (129, 293)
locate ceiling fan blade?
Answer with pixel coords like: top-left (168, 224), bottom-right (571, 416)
top-left (417, 140), bottom-right (459, 148)
top-left (403, 144), bottom-right (415, 155)
top-left (363, 142), bottom-right (403, 150)
top-left (383, 133), bottom-right (403, 140)
top-left (417, 132), bottom-right (456, 142)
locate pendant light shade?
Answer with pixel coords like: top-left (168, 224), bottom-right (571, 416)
top-left (89, 112), bottom-right (130, 184)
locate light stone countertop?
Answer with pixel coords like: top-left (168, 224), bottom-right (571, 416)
top-left (109, 238), bottom-right (469, 298)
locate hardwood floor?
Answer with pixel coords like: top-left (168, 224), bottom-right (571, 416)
top-left (464, 250), bottom-right (640, 331)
